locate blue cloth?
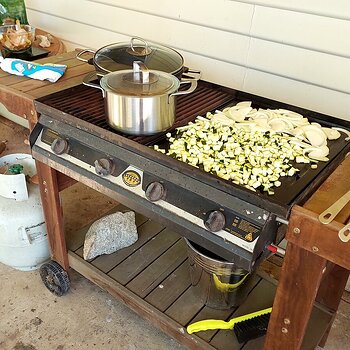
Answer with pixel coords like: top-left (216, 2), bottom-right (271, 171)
top-left (0, 57), bottom-right (67, 82)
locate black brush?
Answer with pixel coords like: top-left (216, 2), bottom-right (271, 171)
top-left (234, 311), bottom-right (271, 343)
top-left (187, 307), bottom-right (272, 343)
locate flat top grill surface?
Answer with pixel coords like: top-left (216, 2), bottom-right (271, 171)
top-left (35, 81), bottom-right (350, 210)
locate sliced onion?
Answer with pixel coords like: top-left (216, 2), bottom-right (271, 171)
top-left (302, 125), bottom-right (327, 147)
top-left (332, 127), bottom-right (350, 141)
top-left (290, 139), bottom-right (312, 148)
top-left (303, 145), bottom-right (329, 161)
top-left (235, 101), bottom-right (252, 108)
top-left (249, 111), bottom-right (269, 120)
top-left (277, 110), bottom-right (304, 120)
top-left (211, 113), bottom-right (235, 126)
top-left (269, 118), bottom-right (290, 132)
top-left (224, 108), bottom-right (246, 122)
top-left (322, 127), bottom-right (341, 140)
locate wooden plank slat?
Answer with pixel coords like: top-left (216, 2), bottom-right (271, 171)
top-left (165, 286), bottom-right (205, 326)
top-left (68, 251), bottom-right (216, 350)
top-left (210, 278), bottom-right (273, 350)
top-left (127, 239), bottom-right (188, 298)
top-left (11, 63), bottom-right (93, 95)
top-left (70, 207), bottom-right (149, 255)
top-left (242, 303), bottom-right (332, 350)
top-left (30, 69), bottom-right (95, 98)
top-left (286, 206), bottom-right (350, 270)
top-left (57, 172), bottom-right (76, 192)
top-left (0, 56), bottom-right (86, 87)
top-left (108, 228), bottom-right (180, 285)
top-left (0, 51), bottom-right (81, 82)
top-left (259, 259), bottom-right (282, 281)
top-left (145, 260), bottom-right (191, 312)
top-left (192, 275), bottom-right (261, 343)
top-left (266, 255), bottom-right (283, 267)
top-left (91, 219), bottom-right (163, 272)
top-left (190, 308), bottom-right (237, 344)
top-left (0, 83), bottom-right (35, 120)
top-left (303, 157), bottom-right (350, 222)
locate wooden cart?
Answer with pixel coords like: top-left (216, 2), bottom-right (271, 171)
top-left (1, 50), bottom-right (349, 350)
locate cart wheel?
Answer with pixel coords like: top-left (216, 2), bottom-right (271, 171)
top-left (39, 260), bottom-right (70, 296)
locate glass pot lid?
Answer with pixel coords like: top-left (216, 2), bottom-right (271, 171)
top-left (100, 61), bottom-right (180, 96)
top-left (94, 37), bottom-right (184, 75)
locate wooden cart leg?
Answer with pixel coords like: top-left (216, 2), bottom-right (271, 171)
top-left (264, 242), bottom-right (327, 350)
top-left (36, 160), bottom-right (69, 270)
top-left (316, 264), bottom-right (350, 348)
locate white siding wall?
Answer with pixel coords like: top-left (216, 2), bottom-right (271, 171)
top-left (26, 0), bottom-right (350, 121)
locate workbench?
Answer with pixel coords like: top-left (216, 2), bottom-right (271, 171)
top-left (1, 49), bottom-right (349, 349)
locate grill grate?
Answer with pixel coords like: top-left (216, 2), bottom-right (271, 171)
top-left (38, 81), bottom-right (236, 145)
top-left (34, 78), bottom-right (350, 210)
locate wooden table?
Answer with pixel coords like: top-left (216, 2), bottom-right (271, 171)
top-left (264, 156), bottom-right (350, 349)
top-left (1, 49), bottom-right (349, 349)
top-left (0, 47), bottom-right (93, 126)
top-left (0, 49), bottom-right (94, 267)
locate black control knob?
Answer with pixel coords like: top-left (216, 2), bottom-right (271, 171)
top-left (51, 138), bottom-right (69, 155)
top-left (94, 158), bottom-right (115, 176)
top-left (204, 210), bottom-right (226, 232)
top-left (145, 182), bottom-right (166, 202)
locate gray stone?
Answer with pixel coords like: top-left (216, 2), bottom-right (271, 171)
top-left (83, 211), bottom-right (138, 260)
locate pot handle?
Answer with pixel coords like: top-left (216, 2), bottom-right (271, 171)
top-left (170, 79), bottom-right (198, 97)
top-left (82, 72), bottom-right (106, 98)
top-left (129, 37), bottom-right (152, 56)
top-left (182, 69), bottom-right (202, 81)
top-left (76, 49), bottom-right (96, 63)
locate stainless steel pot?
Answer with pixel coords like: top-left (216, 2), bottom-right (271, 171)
top-left (77, 37), bottom-right (201, 80)
top-left (83, 61), bottom-right (197, 135)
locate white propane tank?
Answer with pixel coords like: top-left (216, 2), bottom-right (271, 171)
top-left (0, 153), bottom-right (50, 271)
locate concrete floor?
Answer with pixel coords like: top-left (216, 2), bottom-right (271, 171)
top-left (0, 183), bottom-right (185, 350)
top-left (1, 116), bottom-right (349, 349)
top-left (1, 182), bottom-right (350, 350)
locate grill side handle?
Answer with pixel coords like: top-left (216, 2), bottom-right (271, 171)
top-left (29, 120), bottom-right (44, 149)
top-left (251, 213), bottom-right (280, 270)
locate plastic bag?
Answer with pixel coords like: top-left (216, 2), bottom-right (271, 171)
top-left (0, 0), bottom-right (28, 25)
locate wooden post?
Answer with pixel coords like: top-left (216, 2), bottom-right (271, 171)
top-left (36, 160), bottom-right (69, 270)
top-left (264, 242), bottom-right (327, 350)
top-left (316, 264), bottom-right (350, 347)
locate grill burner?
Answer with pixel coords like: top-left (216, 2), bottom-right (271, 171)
top-left (30, 80), bottom-right (350, 271)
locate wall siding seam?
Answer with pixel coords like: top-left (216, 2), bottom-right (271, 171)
top-left (26, 6), bottom-right (350, 61)
top-left (234, 0), bottom-right (350, 21)
top-left (242, 4), bottom-right (257, 88)
top-left (27, 8), bottom-right (350, 95)
top-left (244, 67), bottom-right (350, 96)
top-left (26, 8), bottom-right (248, 69)
top-left (85, 0), bottom-right (249, 37)
top-left (89, 0), bottom-right (350, 22)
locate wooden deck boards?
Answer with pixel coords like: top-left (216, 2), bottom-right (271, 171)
top-left (66, 203), bottom-right (332, 350)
